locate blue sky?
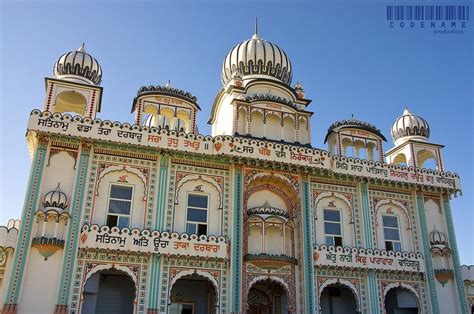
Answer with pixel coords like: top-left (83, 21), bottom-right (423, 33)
top-left (1, 1), bottom-right (472, 263)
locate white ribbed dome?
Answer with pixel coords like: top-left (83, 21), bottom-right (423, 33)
top-left (53, 43), bottom-right (102, 85)
top-left (42, 184), bottom-right (68, 210)
top-left (391, 108), bottom-right (430, 145)
top-left (221, 32), bottom-right (292, 86)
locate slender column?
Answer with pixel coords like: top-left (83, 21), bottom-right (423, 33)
top-left (54, 141), bottom-right (92, 314)
top-left (147, 155), bottom-right (169, 314)
top-left (442, 195), bottom-right (469, 313)
top-left (301, 177), bottom-right (316, 312)
top-left (415, 192), bottom-right (440, 313)
top-left (3, 134), bottom-right (48, 314)
top-left (360, 181), bottom-right (380, 313)
top-left (230, 167), bottom-right (243, 313)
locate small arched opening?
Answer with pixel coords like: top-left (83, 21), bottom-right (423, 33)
top-left (384, 286), bottom-right (419, 314)
top-left (238, 107), bottom-right (248, 135)
top-left (393, 153), bottom-right (408, 166)
top-left (320, 283), bottom-right (359, 314)
top-left (81, 268), bottom-right (136, 314)
top-left (169, 273), bottom-right (218, 314)
top-left (247, 278), bottom-right (289, 314)
top-left (417, 149), bottom-right (437, 170)
top-left (54, 90), bottom-right (87, 116)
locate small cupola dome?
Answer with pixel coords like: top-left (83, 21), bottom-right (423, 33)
top-left (429, 226), bottom-right (448, 247)
top-left (391, 108), bottom-right (430, 146)
top-left (247, 200), bottom-right (289, 220)
top-left (42, 184), bottom-right (68, 210)
top-left (221, 24), bottom-right (292, 86)
top-left (53, 43), bottom-right (102, 85)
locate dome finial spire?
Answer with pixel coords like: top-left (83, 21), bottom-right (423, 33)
top-left (252, 17), bottom-right (261, 39)
top-left (78, 42), bottom-right (86, 52)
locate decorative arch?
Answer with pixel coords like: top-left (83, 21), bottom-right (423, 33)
top-left (175, 174), bottom-right (223, 209)
top-left (314, 191), bottom-right (353, 221)
top-left (374, 199), bottom-right (412, 229)
top-left (247, 276), bottom-right (291, 300)
top-left (319, 278), bottom-right (360, 311)
top-left (84, 264), bottom-right (138, 285)
top-left (383, 282), bottom-right (420, 306)
top-left (168, 269), bottom-right (220, 303)
top-left (96, 165), bottom-right (148, 200)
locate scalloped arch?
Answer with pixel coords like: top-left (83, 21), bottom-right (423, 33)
top-left (318, 278), bottom-right (360, 311)
top-left (175, 174), bottom-right (223, 209)
top-left (374, 199), bottom-right (412, 229)
top-left (314, 191), bottom-right (353, 222)
top-left (383, 283), bottom-right (420, 308)
top-left (169, 269), bottom-right (219, 304)
top-left (247, 276), bottom-right (290, 302)
top-left (84, 263), bottom-right (138, 285)
top-left (97, 165), bottom-right (147, 200)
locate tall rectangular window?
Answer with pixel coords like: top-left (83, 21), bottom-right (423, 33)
top-left (106, 184), bottom-right (133, 228)
top-left (324, 209), bottom-right (343, 247)
top-left (383, 215), bottom-right (401, 251)
top-left (186, 194), bottom-right (208, 236)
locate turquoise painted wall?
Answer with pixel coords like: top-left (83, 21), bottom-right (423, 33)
top-left (415, 193), bottom-right (440, 313)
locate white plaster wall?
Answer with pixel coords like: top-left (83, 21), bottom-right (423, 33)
top-left (375, 203), bottom-right (414, 252)
top-left (424, 198), bottom-right (448, 237)
top-left (92, 170), bottom-right (146, 229)
top-left (212, 94), bottom-right (235, 136)
top-left (314, 196), bottom-right (355, 247)
top-left (40, 151), bottom-right (76, 210)
top-left (18, 248), bottom-right (63, 314)
top-left (436, 280), bottom-right (461, 314)
top-left (173, 179), bottom-right (221, 236)
top-left (247, 191), bottom-right (286, 211)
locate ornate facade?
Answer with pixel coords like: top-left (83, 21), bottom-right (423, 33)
top-left (0, 28), bottom-right (469, 314)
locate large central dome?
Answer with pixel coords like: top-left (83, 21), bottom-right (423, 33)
top-left (221, 31), bottom-right (292, 86)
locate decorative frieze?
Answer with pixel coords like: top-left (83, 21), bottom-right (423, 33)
top-left (28, 110), bottom-right (460, 190)
top-left (79, 225), bottom-right (228, 259)
top-left (314, 245), bottom-right (425, 273)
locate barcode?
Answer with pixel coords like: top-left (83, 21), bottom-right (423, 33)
top-left (387, 5), bottom-right (470, 21)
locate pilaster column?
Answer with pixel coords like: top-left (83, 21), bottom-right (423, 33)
top-left (3, 134), bottom-right (49, 314)
top-left (54, 140), bottom-right (92, 313)
top-left (147, 155), bottom-right (169, 314)
top-left (301, 177), bottom-right (316, 312)
top-left (415, 191), bottom-right (440, 313)
top-left (359, 181), bottom-right (380, 313)
top-left (442, 195), bottom-right (469, 313)
top-left (230, 166), bottom-right (243, 313)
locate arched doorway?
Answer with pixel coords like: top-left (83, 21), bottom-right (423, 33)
top-left (169, 273), bottom-right (218, 314)
top-left (247, 279), bottom-right (289, 314)
top-left (320, 284), bottom-right (358, 314)
top-left (81, 268), bottom-right (136, 314)
top-left (384, 287), bottom-right (419, 314)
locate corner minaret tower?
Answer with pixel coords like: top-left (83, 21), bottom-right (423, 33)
top-left (386, 108), bottom-right (444, 170)
top-left (208, 23), bottom-right (313, 145)
top-left (43, 43), bottom-right (103, 119)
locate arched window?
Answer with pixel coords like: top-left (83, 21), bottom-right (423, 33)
top-left (382, 215), bottom-right (401, 251)
top-left (323, 209), bottom-right (343, 247)
top-left (185, 193), bottom-right (209, 236)
top-left (106, 184), bottom-right (134, 228)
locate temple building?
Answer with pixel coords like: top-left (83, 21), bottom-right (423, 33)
top-left (0, 27), bottom-right (470, 314)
